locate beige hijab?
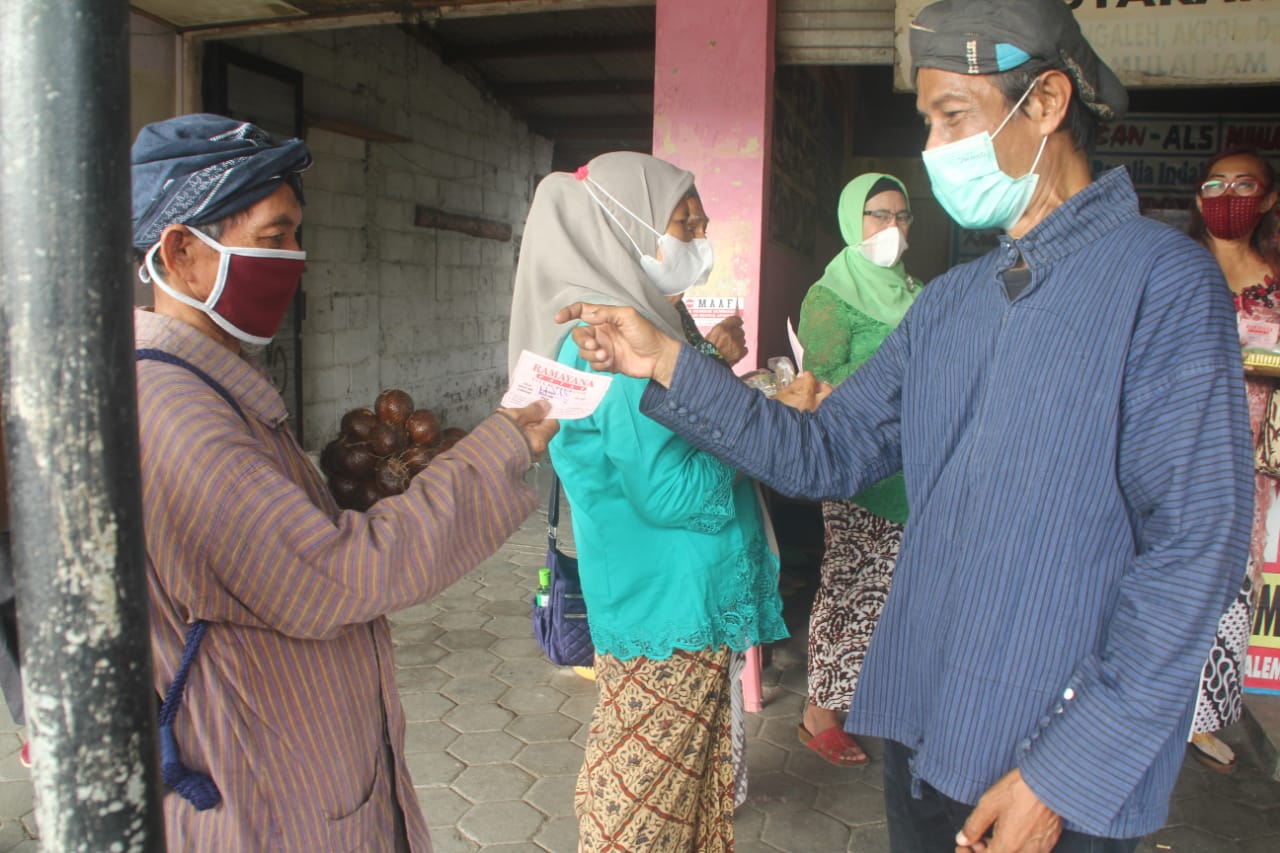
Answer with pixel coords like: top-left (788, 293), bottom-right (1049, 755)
top-left (507, 151), bottom-right (694, 374)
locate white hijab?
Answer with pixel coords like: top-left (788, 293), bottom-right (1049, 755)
top-left (507, 151), bottom-right (694, 374)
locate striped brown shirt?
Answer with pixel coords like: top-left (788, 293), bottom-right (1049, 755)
top-left (135, 309), bottom-right (537, 851)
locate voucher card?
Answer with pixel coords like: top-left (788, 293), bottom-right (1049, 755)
top-left (501, 350), bottom-right (612, 420)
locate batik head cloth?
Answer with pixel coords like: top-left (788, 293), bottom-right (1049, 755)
top-left (131, 114), bottom-right (312, 249)
top-left (909, 0), bottom-right (1127, 120)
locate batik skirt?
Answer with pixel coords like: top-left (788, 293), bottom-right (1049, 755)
top-left (576, 647), bottom-right (735, 853)
top-left (1192, 574), bottom-right (1254, 736)
top-left (807, 500), bottom-right (902, 712)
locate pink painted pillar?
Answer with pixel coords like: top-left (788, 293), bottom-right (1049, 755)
top-left (654, 2), bottom-right (775, 713)
top-left (653, 0), bottom-right (775, 371)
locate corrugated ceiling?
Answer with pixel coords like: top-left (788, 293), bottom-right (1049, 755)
top-left (130, 1), bottom-right (893, 169)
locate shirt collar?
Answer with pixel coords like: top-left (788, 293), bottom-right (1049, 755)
top-left (134, 308), bottom-right (290, 427)
top-left (997, 167), bottom-right (1141, 271)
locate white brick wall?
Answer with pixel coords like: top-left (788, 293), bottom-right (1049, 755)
top-left (227, 27), bottom-right (552, 448)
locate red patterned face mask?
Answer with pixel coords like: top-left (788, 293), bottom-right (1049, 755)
top-left (1201, 194), bottom-right (1268, 242)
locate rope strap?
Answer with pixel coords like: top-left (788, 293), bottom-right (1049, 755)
top-left (137, 348), bottom-right (245, 810)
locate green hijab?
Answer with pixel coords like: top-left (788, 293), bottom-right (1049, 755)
top-left (813, 173), bottom-right (918, 327)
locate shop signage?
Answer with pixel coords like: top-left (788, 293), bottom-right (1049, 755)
top-left (1249, 487), bottom-right (1280, 694)
top-left (1092, 113), bottom-right (1280, 225)
top-left (1249, 570), bottom-right (1280, 695)
top-left (895, 0), bottom-right (1280, 89)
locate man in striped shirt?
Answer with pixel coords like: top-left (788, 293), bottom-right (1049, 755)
top-left (130, 114), bottom-right (556, 851)
top-left (556, 1), bottom-right (1253, 851)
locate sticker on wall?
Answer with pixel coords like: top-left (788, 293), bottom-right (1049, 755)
top-left (683, 296), bottom-right (745, 327)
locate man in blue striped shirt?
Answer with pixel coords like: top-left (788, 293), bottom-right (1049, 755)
top-left (555, 1), bottom-right (1253, 851)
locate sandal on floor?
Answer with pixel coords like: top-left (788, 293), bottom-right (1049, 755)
top-left (1188, 733), bottom-right (1237, 774)
top-left (798, 723), bottom-right (869, 767)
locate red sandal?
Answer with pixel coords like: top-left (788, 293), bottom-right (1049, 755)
top-left (798, 723), bottom-right (869, 767)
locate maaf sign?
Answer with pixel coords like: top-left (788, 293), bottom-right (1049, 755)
top-left (894, 0), bottom-right (1280, 90)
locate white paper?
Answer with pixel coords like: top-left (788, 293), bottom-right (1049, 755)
top-left (1241, 317), bottom-right (1280, 349)
top-left (787, 319), bottom-right (805, 371)
top-left (501, 350), bottom-right (612, 420)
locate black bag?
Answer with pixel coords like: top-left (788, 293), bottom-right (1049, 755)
top-left (531, 473), bottom-right (594, 666)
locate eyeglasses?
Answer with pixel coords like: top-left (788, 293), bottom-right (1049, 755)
top-left (864, 209), bottom-right (914, 226)
top-left (1199, 178), bottom-right (1267, 198)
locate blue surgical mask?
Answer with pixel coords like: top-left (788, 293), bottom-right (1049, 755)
top-left (921, 78), bottom-right (1047, 232)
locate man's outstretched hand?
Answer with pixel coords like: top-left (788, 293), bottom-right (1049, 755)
top-left (555, 303), bottom-right (684, 387)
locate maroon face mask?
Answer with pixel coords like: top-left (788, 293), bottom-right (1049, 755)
top-left (1201, 194), bottom-right (1268, 242)
top-left (143, 226), bottom-right (306, 345)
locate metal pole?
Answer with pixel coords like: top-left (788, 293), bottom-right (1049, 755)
top-left (0, 1), bottom-right (164, 849)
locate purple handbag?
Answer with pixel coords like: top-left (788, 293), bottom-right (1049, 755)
top-left (531, 474), bottom-right (594, 667)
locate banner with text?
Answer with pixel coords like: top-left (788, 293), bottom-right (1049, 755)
top-left (1248, 569), bottom-right (1280, 694)
top-left (1248, 482), bottom-right (1280, 694)
top-left (1092, 113), bottom-right (1280, 227)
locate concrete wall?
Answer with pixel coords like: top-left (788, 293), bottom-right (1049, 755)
top-left (225, 26), bottom-right (552, 447)
top-left (129, 13), bottom-right (176, 141)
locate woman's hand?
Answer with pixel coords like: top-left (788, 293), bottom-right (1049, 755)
top-left (705, 315), bottom-right (748, 366)
top-left (774, 371), bottom-right (831, 412)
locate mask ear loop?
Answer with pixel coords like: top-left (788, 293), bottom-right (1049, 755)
top-left (579, 177), bottom-right (666, 257)
top-left (182, 226), bottom-right (236, 309)
top-left (580, 181), bottom-right (647, 261)
top-left (991, 75), bottom-right (1049, 178)
top-left (139, 230), bottom-right (228, 315)
top-left (1027, 135), bottom-right (1048, 175)
top-left (992, 75), bottom-right (1041, 140)
top-left (138, 244), bottom-right (157, 285)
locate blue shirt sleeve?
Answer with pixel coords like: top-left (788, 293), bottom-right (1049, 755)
top-left (639, 328), bottom-right (906, 502)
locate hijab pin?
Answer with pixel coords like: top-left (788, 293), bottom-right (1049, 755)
top-left (574, 165), bottom-right (589, 181)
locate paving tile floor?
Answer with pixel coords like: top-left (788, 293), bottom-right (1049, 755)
top-left (0, 502), bottom-right (1278, 851)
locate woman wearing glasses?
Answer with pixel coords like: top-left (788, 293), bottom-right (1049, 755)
top-left (1186, 147), bottom-right (1279, 772)
top-left (795, 173), bottom-right (919, 766)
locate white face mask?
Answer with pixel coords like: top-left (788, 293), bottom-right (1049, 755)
top-left (858, 226), bottom-right (908, 268)
top-left (582, 178), bottom-right (715, 295)
top-left (641, 234), bottom-right (715, 295)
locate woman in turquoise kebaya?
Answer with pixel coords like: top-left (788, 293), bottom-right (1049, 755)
top-left (508, 151), bottom-right (787, 852)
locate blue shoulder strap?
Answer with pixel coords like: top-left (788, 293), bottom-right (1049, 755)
top-left (136, 348), bottom-right (245, 422)
top-left (136, 348), bottom-right (246, 811)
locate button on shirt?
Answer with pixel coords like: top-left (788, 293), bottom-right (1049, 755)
top-left (639, 168), bottom-right (1252, 837)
